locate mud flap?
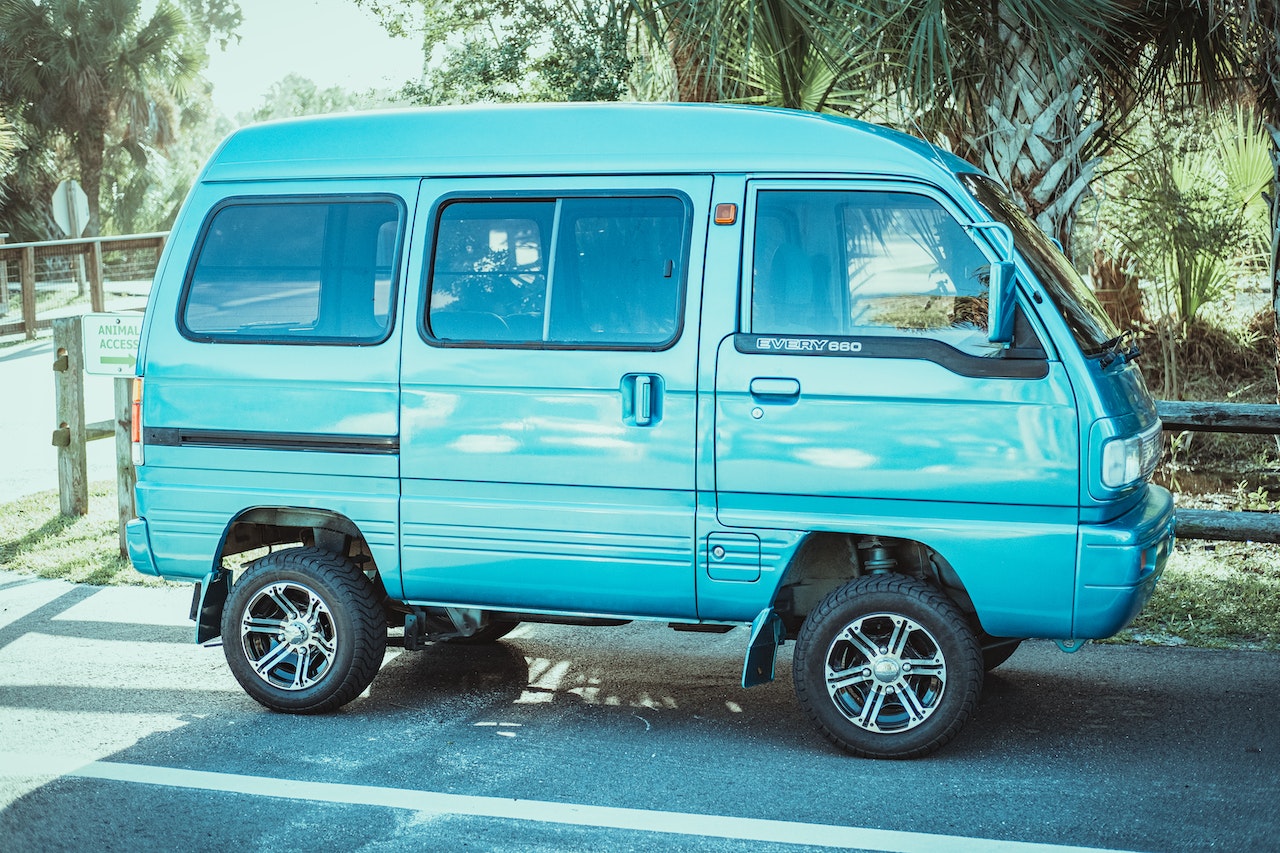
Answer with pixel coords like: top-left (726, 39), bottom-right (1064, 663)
top-left (192, 568), bottom-right (230, 644)
top-left (741, 608), bottom-right (786, 688)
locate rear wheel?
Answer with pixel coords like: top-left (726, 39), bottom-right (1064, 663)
top-left (792, 574), bottom-right (983, 759)
top-left (222, 547), bottom-right (386, 713)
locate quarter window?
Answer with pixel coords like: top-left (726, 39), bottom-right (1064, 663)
top-left (182, 198), bottom-right (401, 343)
top-left (751, 190), bottom-right (998, 355)
top-left (428, 196), bottom-right (687, 348)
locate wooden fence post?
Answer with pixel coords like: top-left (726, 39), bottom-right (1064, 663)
top-left (114, 377), bottom-right (137, 555)
top-left (88, 240), bottom-right (105, 313)
top-left (21, 245), bottom-right (36, 340)
top-left (0, 234), bottom-right (9, 317)
top-left (52, 316), bottom-right (88, 516)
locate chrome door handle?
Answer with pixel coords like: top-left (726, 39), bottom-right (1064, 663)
top-left (749, 377), bottom-right (801, 399)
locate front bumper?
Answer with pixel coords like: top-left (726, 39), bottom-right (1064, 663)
top-left (1074, 485), bottom-right (1176, 638)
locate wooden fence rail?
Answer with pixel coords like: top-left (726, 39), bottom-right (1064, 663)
top-left (1, 232), bottom-right (165, 339)
top-left (1156, 400), bottom-right (1280, 544)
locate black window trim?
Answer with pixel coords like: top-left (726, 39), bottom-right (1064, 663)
top-left (420, 188), bottom-right (695, 353)
top-left (742, 179), bottom-right (1049, 379)
top-left (733, 324), bottom-right (1049, 380)
top-left (177, 192), bottom-right (407, 347)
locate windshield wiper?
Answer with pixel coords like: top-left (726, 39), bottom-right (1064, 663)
top-left (1094, 329), bottom-right (1141, 368)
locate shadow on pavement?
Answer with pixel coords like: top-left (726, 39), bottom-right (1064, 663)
top-left (0, 610), bottom-right (1277, 851)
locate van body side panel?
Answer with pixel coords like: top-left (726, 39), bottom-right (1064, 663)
top-left (398, 480), bottom-right (695, 615)
top-left (716, 333), bottom-right (1085, 637)
top-left (711, 344), bottom-right (1080, 637)
top-left (135, 466), bottom-right (400, 578)
top-left (713, 347), bottom-right (1079, 505)
top-left (704, 178), bottom-right (1082, 637)
top-left (134, 179), bottom-right (411, 581)
top-left (691, 174), bottom-right (787, 620)
top-left (397, 177), bottom-right (712, 618)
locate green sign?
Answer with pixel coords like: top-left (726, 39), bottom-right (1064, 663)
top-left (82, 312), bottom-right (143, 376)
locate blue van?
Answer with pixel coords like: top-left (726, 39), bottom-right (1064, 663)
top-left (126, 103), bottom-right (1174, 759)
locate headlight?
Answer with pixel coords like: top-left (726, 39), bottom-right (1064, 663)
top-left (1100, 422), bottom-right (1162, 490)
top-left (1101, 436), bottom-right (1142, 488)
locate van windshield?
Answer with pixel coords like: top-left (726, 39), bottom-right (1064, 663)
top-left (960, 173), bottom-right (1118, 356)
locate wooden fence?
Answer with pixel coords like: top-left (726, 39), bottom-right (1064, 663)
top-left (1, 233), bottom-right (165, 339)
top-left (1157, 401), bottom-right (1280, 543)
top-left (51, 316), bottom-right (137, 557)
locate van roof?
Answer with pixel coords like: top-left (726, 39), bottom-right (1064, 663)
top-left (204, 103), bottom-right (976, 183)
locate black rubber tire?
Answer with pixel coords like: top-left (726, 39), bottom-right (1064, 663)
top-left (442, 618), bottom-right (520, 645)
top-left (221, 547), bottom-right (386, 713)
top-left (792, 574), bottom-right (983, 759)
top-left (979, 635), bottom-right (1023, 671)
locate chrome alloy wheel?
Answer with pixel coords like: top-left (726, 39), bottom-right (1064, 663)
top-left (238, 581), bottom-right (338, 691)
top-left (824, 612), bottom-right (947, 733)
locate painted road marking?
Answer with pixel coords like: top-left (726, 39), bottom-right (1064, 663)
top-left (60, 759), bottom-right (1140, 853)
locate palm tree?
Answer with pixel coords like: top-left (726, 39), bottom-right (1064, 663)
top-left (1221, 0), bottom-right (1280, 387)
top-left (632, 0), bottom-right (875, 111)
top-left (0, 0), bottom-right (199, 236)
top-left (630, 1), bottom-right (1135, 248)
top-left (849, 1), bottom-right (1159, 252)
top-left (0, 110), bottom-right (15, 197)
top-left (1096, 1), bottom-right (1279, 391)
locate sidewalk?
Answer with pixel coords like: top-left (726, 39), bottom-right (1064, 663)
top-left (0, 335), bottom-right (122, 504)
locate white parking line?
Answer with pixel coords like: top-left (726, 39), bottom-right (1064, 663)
top-left (67, 760), bottom-right (1140, 853)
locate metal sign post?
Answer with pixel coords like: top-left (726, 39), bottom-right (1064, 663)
top-left (52, 179), bottom-right (91, 295)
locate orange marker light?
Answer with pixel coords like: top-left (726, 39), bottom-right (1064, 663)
top-left (130, 377), bottom-right (144, 465)
top-left (714, 203), bottom-right (737, 225)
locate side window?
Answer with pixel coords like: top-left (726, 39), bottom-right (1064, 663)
top-left (428, 195), bottom-right (686, 348)
top-left (751, 190), bottom-right (997, 354)
top-left (182, 198), bottom-right (401, 344)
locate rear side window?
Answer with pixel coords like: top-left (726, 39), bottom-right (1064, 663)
top-left (427, 195), bottom-right (687, 348)
top-left (181, 197), bottom-right (402, 344)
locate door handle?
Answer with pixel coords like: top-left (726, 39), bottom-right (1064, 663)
top-left (635, 375), bottom-right (653, 426)
top-left (749, 377), bottom-right (801, 400)
top-left (624, 373), bottom-right (662, 426)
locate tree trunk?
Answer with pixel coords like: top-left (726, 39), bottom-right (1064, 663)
top-left (668, 25), bottom-right (719, 102)
top-left (1244, 2), bottom-right (1280, 403)
top-left (72, 118), bottom-right (106, 238)
top-left (1269, 123), bottom-right (1280, 404)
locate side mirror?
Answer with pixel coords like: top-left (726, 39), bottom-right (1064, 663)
top-left (965, 221), bottom-right (1017, 346)
top-left (988, 261), bottom-right (1016, 344)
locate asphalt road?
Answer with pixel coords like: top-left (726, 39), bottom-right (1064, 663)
top-left (0, 569), bottom-right (1277, 852)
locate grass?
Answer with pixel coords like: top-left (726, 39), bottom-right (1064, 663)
top-left (1, 482), bottom-right (1277, 650)
top-left (0, 481), bottom-right (172, 587)
top-left (1111, 541), bottom-right (1280, 650)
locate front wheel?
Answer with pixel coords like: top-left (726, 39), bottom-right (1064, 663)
top-left (222, 547), bottom-right (386, 713)
top-left (792, 575), bottom-right (983, 759)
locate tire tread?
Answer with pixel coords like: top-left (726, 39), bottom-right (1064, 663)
top-left (792, 574), bottom-right (983, 759)
top-left (222, 547), bottom-right (386, 714)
